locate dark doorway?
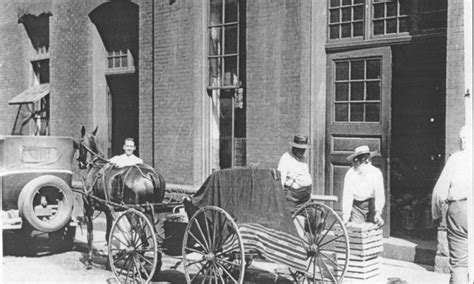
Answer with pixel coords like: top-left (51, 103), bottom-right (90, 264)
top-left (390, 37), bottom-right (446, 239)
top-left (107, 75), bottom-right (139, 156)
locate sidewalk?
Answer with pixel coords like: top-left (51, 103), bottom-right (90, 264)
top-left (74, 226), bottom-right (450, 284)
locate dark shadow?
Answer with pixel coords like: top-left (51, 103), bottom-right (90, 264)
top-left (19, 14), bottom-right (50, 53)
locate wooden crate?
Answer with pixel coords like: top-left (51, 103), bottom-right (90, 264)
top-left (335, 223), bottom-right (383, 280)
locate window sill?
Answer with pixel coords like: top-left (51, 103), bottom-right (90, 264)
top-left (105, 67), bottom-right (136, 76)
top-left (30, 53), bottom-right (50, 62)
top-left (326, 35), bottom-right (413, 53)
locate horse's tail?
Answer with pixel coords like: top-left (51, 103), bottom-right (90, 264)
top-left (149, 168), bottom-right (166, 202)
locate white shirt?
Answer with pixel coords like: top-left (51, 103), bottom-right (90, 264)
top-left (277, 152), bottom-right (312, 189)
top-left (431, 149), bottom-right (472, 220)
top-left (342, 163), bottom-right (385, 223)
top-left (109, 154), bottom-right (143, 168)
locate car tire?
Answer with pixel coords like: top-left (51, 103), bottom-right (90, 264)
top-left (18, 175), bottom-right (74, 233)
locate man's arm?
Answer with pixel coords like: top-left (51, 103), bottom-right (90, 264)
top-left (341, 172), bottom-right (353, 224)
top-left (431, 156), bottom-right (454, 220)
top-left (373, 169), bottom-right (385, 226)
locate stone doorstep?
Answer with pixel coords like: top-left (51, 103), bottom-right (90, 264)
top-left (382, 236), bottom-right (440, 268)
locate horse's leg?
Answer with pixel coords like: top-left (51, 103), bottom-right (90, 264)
top-left (84, 201), bottom-right (94, 270)
top-left (103, 208), bottom-right (114, 271)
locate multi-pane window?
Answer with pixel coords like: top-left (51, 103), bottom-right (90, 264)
top-left (329, 0), bottom-right (364, 39)
top-left (419, 0), bottom-right (447, 31)
top-left (373, 0), bottom-right (410, 35)
top-left (107, 50), bottom-right (130, 69)
top-left (208, 0), bottom-right (243, 88)
top-left (334, 58), bottom-right (381, 122)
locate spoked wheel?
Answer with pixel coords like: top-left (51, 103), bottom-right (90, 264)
top-left (182, 206), bottom-right (245, 283)
top-left (108, 209), bottom-right (159, 284)
top-left (292, 202), bottom-right (349, 284)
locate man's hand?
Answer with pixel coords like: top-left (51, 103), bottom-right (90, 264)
top-left (374, 213), bottom-right (384, 227)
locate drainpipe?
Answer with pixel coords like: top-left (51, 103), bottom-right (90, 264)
top-left (151, 0), bottom-right (155, 167)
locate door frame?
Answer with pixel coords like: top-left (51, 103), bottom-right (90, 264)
top-left (325, 46), bottom-right (392, 236)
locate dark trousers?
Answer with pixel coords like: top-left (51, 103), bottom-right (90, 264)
top-left (350, 198), bottom-right (375, 223)
top-left (446, 200), bottom-right (468, 284)
top-left (285, 185), bottom-right (312, 214)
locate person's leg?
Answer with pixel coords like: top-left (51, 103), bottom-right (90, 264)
top-left (446, 201), bottom-right (468, 284)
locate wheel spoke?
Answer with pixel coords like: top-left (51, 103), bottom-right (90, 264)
top-left (318, 234), bottom-right (344, 248)
top-left (118, 253), bottom-right (131, 277)
top-left (135, 254), bottom-right (150, 281)
top-left (213, 262), bottom-right (226, 283)
top-left (203, 211), bottom-right (213, 251)
top-left (113, 251), bottom-right (128, 265)
top-left (189, 231), bottom-right (209, 253)
top-left (319, 255), bottom-right (338, 283)
top-left (185, 246), bottom-right (207, 256)
top-left (112, 234), bottom-right (130, 248)
top-left (191, 261), bottom-right (211, 282)
top-left (185, 258), bottom-right (208, 267)
top-left (214, 245), bottom-right (241, 258)
top-left (215, 260), bottom-right (239, 283)
top-left (193, 218), bottom-right (211, 252)
top-left (316, 219), bottom-right (337, 246)
top-left (215, 257), bottom-right (241, 268)
top-left (320, 251), bottom-right (339, 268)
top-left (295, 215), bottom-right (313, 246)
top-left (136, 252), bottom-right (154, 267)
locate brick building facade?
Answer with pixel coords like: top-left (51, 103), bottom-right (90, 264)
top-left (0, 0), bottom-right (469, 240)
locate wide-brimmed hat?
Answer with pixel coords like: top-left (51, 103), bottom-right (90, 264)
top-left (346, 145), bottom-right (376, 161)
top-left (289, 135), bottom-right (310, 149)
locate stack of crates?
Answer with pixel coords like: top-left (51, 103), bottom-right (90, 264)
top-left (336, 223), bottom-right (383, 280)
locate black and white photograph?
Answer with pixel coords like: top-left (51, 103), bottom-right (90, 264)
top-left (0, 0), bottom-right (472, 283)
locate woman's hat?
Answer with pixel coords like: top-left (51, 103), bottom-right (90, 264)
top-left (346, 145), bottom-right (376, 161)
top-left (289, 135), bottom-right (310, 149)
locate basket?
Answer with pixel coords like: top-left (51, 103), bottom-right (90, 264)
top-left (401, 210), bottom-right (417, 230)
top-left (421, 208), bottom-right (434, 229)
top-left (162, 205), bottom-right (188, 256)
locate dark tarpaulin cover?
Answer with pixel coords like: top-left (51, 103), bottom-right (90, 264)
top-left (189, 167), bottom-right (299, 238)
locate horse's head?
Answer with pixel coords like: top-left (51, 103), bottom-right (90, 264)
top-left (74, 125), bottom-right (99, 169)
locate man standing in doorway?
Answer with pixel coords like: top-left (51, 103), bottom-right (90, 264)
top-left (342, 145), bottom-right (385, 226)
top-left (432, 125), bottom-right (471, 284)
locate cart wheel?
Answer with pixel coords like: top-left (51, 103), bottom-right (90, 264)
top-left (182, 206), bottom-right (245, 284)
top-left (108, 209), bottom-right (159, 284)
top-left (292, 202), bottom-right (349, 284)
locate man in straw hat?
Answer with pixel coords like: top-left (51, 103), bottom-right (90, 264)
top-left (278, 135), bottom-right (312, 214)
top-left (342, 145), bottom-right (385, 226)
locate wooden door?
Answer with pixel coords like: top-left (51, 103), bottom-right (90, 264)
top-left (325, 47), bottom-right (391, 235)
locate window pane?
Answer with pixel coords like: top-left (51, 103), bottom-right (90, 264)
top-left (351, 60), bottom-right (364, 80)
top-left (386, 2), bottom-right (397, 17)
top-left (374, 20), bottom-right (384, 35)
top-left (353, 6), bottom-right (363, 20)
top-left (330, 9), bottom-right (340, 23)
top-left (342, 7), bottom-right (351, 21)
top-left (108, 58), bottom-right (113, 69)
top-left (386, 18), bottom-right (397, 33)
top-left (209, 27), bottom-right (222, 55)
top-left (341, 23), bottom-right (351, 37)
top-left (114, 57), bottom-right (120, 68)
top-left (121, 56), bottom-right (127, 67)
top-left (336, 83), bottom-right (349, 101)
top-left (366, 59), bottom-right (380, 79)
top-left (351, 82), bottom-right (364, 100)
top-left (330, 0), bottom-right (340, 8)
top-left (354, 0), bottom-right (364, 4)
top-left (353, 22), bottom-right (363, 36)
top-left (224, 56), bottom-right (237, 86)
top-left (399, 17), bottom-right (409, 32)
top-left (335, 103), bottom-right (348, 121)
top-left (399, 0), bottom-right (410, 15)
top-left (350, 103), bottom-right (364, 121)
top-left (336, 61), bottom-right (349, 80)
top-left (210, 0), bottom-right (223, 25)
top-left (373, 3), bottom-right (384, 19)
top-left (224, 25), bottom-right (238, 54)
top-left (342, 0), bottom-right (351, 5)
top-left (209, 58), bottom-right (221, 86)
top-left (366, 82), bottom-right (380, 100)
top-left (366, 103), bottom-right (380, 121)
top-left (225, 0), bottom-right (238, 23)
top-left (330, 25), bottom-right (340, 39)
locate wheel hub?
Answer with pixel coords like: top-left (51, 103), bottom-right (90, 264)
top-left (203, 252), bottom-right (215, 261)
top-left (307, 244), bottom-right (318, 257)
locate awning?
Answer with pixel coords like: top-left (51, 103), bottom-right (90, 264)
top-left (17, 0), bottom-right (52, 20)
top-left (8, 83), bottom-right (50, 105)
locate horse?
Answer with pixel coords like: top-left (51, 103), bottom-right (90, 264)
top-left (73, 125), bottom-right (166, 269)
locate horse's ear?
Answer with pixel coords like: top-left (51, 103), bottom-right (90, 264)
top-left (92, 126), bottom-right (98, 136)
top-left (81, 125), bottom-right (86, 137)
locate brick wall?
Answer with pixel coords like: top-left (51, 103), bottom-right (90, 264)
top-left (246, 0), bottom-right (312, 169)
top-left (50, 0), bottom-right (104, 138)
top-left (0, 1), bottom-right (31, 135)
top-left (445, 0), bottom-right (465, 156)
top-left (150, 0), bottom-right (204, 186)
